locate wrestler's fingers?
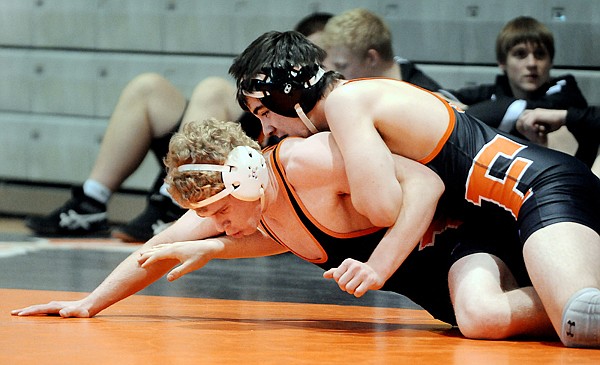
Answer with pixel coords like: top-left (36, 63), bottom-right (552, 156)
top-left (139, 250), bottom-right (172, 268)
top-left (343, 276), bottom-right (359, 295)
top-left (138, 252), bottom-right (155, 267)
top-left (58, 307), bottom-right (91, 318)
top-left (166, 261), bottom-right (198, 281)
top-left (11, 302), bottom-right (64, 316)
top-left (323, 267), bottom-right (350, 292)
top-left (323, 268), bottom-right (335, 279)
top-left (137, 247), bottom-right (162, 264)
top-left (323, 263), bottom-right (349, 280)
top-left (140, 243), bottom-right (171, 256)
top-left (353, 281), bottom-right (374, 298)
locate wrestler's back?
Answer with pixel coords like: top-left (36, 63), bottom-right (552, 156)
top-left (326, 79), bottom-right (453, 162)
top-left (261, 134), bottom-right (377, 261)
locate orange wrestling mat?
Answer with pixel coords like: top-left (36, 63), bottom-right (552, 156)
top-left (2, 288), bottom-right (599, 364)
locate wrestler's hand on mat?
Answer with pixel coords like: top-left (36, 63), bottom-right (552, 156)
top-left (138, 241), bottom-right (217, 282)
top-left (11, 300), bottom-right (91, 318)
top-left (323, 258), bottom-right (384, 298)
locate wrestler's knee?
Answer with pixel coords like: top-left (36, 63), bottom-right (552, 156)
top-left (455, 296), bottom-right (513, 340)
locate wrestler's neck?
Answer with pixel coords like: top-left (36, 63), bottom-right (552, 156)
top-left (305, 80), bottom-right (344, 133)
top-left (304, 103), bottom-right (328, 133)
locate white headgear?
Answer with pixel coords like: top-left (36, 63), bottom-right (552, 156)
top-left (177, 146), bottom-right (268, 208)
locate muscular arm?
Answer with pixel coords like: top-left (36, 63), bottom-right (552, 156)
top-left (324, 154), bottom-right (445, 297)
top-left (324, 87), bottom-right (403, 227)
top-left (365, 154), bottom-right (445, 281)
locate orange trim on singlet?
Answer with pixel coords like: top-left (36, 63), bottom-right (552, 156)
top-left (275, 138), bottom-right (383, 239)
top-left (417, 92), bottom-right (456, 165)
top-left (342, 78), bottom-right (456, 165)
top-left (260, 215), bottom-right (324, 263)
top-left (261, 142), bottom-right (328, 263)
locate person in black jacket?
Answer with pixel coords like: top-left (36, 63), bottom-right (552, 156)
top-left (517, 107), bottom-right (600, 168)
top-left (317, 8), bottom-right (442, 92)
top-left (445, 16), bottom-right (588, 147)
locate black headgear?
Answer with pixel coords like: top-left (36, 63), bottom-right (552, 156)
top-left (241, 63), bottom-right (325, 118)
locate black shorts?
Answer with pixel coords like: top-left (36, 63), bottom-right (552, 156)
top-left (383, 208), bottom-right (529, 326)
top-left (516, 148), bottom-right (600, 240)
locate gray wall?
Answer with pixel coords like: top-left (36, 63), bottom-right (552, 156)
top-left (0, 0), bottom-right (598, 192)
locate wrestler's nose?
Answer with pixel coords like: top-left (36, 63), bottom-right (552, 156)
top-left (261, 120), bottom-right (276, 138)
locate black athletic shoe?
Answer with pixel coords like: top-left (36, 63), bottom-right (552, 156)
top-left (25, 187), bottom-right (109, 237)
top-left (111, 193), bottom-right (186, 243)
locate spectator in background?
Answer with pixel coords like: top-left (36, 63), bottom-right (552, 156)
top-left (444, 16), bottom-right (593, 166)
top-left (24, 12), bottom-right (333, 242)
top-left (294, 12), bottom-right (333, 45)
top-left (317, 8), bottom-right (442, 92)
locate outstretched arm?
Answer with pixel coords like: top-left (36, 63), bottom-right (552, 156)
top-left (324, 154), bottom-right (444, 297)
top-left (11, 210), bottom-right (222, 318)
top-left (138, 229), bottom-right (287, 281)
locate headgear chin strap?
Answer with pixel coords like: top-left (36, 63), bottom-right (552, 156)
top-left (242, 64), bottom-right (325, 134)
top-left (177, 146), bottom-right (268, 209)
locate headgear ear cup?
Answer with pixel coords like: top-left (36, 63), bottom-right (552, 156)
top-left (222, 146), bottom-right (268, 201)
top-left (177, 146), bottom-right (269, 208)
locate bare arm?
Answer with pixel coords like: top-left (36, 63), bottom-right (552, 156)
top-left (137, 229), bottom-right (288, 281)
top-left (324, 88), bottom-right (403, 227)
top-left (365, 154), bottom-right (444, 281)
top-left (12, 210), bottom-right (227, 317)
top-left (324, 154), bottom-right (444, 297)
top-left (516, 108), bottom-right (568, 144)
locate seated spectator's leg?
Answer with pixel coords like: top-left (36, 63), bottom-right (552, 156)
top-left (90, 73), bottom-right (187, 191)
top-left (111, 77), bottom-right (246, 243)
top-left (449, 252), bottom-right (554, 339)
top-left (25, 73), bottom-right (187, 237)
top-left (180, 76), bottom-right (244, 129)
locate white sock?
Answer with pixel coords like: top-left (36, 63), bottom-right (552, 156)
top-left (159, 183), bottom-right (182, 207)
top-left (82, 180), bottom-right (111, 204)
top-left (560, 287), bottom-right (600, 348)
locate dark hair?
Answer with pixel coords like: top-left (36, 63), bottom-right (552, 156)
top-left (294, 12), bottom-right (333, 37)
top-left (229, 31), bottom-right (333, 112)
top-left (230, 31), bottom-right (326, 83)
top-left (496, 16), bottom-right (555, 63)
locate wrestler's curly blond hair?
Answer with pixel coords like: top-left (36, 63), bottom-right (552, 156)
top-left (164, 118), bottom-right (261, 208)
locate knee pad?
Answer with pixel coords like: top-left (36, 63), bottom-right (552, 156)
top-left (560, 287), bottom-right (600, 348)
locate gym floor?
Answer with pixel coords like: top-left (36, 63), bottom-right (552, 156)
top-left (1, 216), bottom-right (599, 364)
